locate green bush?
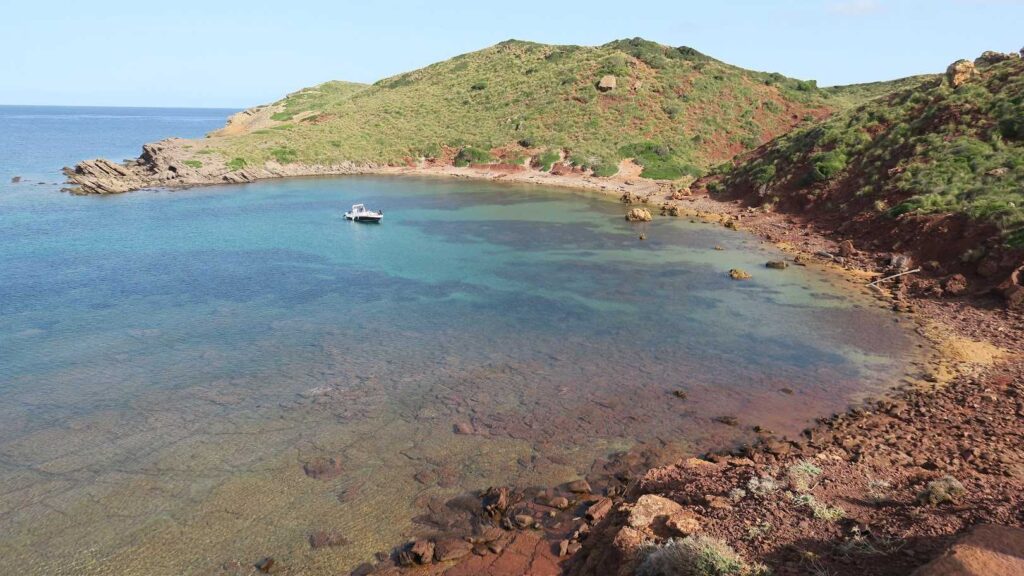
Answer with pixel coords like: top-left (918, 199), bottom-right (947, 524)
top-left (227, 157), bottom-right (248, 171)
top-left (453, 146), bottom-right (494, 167)
top-left (810, 150), bottom-right (847, 181)
top-left (470, 81), bottom-right (487, 91)
top-left (751, 164), bottom-right (776, 185)
top-left (183, 160), bottom-right (202, 169)
top-left (270, 147), bottom-right (298, 164)
top-left (592, 163), bottom-right (619, 177)
top-left (535, 150), bottom-right (561, 171)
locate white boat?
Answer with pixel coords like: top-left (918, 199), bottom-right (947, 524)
top-left (344, 203), bottom-right (383, 223)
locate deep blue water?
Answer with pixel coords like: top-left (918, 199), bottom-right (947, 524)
top-left (0, 106), bottom-right (920, 574)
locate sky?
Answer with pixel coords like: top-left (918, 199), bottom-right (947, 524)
top-left (2, 0), bottom-right (1022, 108)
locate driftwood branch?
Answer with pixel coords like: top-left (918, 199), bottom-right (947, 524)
top-left (867, 268), bottom-right (922, 288)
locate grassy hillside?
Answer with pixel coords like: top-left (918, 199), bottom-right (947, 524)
top-left (202, 38), bottom-right (909, 180)
top-left (717, 55), bottom-right (1024, 248)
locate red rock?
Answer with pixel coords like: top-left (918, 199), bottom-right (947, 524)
top-left (627, 494), bottom-right (684, 530)
top-left (585, 497), bottom-right (612, 523)
top-left (434, 538), bottom-right (472, 562)
top-left (943, 274), bottom-right (968, 296)
top-left (548, 496), bottom-right (570, 510)
top-left (912, 524), bottom-right (1024, 576)
top-left (410, 539), bottom-right (434, 564)
top-left (453, 421), bottom-right (474, 435)
top-left (838, 239), bottom-right (856, 257)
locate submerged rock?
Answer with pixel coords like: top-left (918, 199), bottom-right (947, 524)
top-left (566, 479), bottom-right (592, 494)
top-left (308, 530), bottom-right (348, 549)
top-left (302, 457), bottom-right (343, 480)
top-left (11, 176), bottom-right (21, 184)
top-left (728, 269), bottom-right (752, 280)
top-left (765, 260), bottom-right (789, 270)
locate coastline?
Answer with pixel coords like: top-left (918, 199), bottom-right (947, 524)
top-left (63, 144), bottom-right (1023, 575)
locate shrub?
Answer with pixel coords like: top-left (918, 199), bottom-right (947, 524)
top-left (787, 460), bottom-right (822, 492)
top-left (637, 535), bottom-right (767, 576)
top-left (592, 163), bottom-right (619, 177)
top-left (917, 476), bottom-right (966, 505)
top-left (751, 164), bottom-right (776, 185)
top-left (746, 475), bottom-right (780, 497)
top-left (598, 53), bottom-right (630, 77)
top-left (535, 150), bottom-right (561, 172)
top-left (810, 150), bottom-right (847, 181)
top-left (470, 81), bottom-right (487, 91)
top-left (183, 160), bottom-right (202, 169)
top-left (792, 494), bottom-right (846, 522)
top-left (453, 146), bottom-right (493, 167)
top-left (270, 147), bottom-right (298, 164)
top-left (227, 157), bottom-right (247, 171)
top-left (270, 111), bottom-right (295, 121)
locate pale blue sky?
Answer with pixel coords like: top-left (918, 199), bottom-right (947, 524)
top-left (2, 0), bottom-right (1021, 108)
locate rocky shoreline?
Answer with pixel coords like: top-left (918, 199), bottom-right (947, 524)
top-left (67, 141), bottom-right (1023, 576)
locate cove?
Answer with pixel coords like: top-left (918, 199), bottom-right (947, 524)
top-left (0, 175), bottom-right (922, 574)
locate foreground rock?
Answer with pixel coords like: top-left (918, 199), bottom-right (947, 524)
top-left (913, 525), bottom-right (1024, 576)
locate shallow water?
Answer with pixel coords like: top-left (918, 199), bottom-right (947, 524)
top-left (0, 107), bottom-right (923, 574)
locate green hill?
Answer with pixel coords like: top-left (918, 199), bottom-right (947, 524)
top-left (715, 53), bottom-right (1024, 249)
top-left (202, 38), bottom-right (911, 180)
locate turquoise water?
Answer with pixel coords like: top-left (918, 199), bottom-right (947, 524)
top-left (0, 107), bottom-right (920, 574)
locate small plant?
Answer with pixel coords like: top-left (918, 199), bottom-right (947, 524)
top-left (745, 521), bottom-right (772, 540)
top-left (792, 494), bottom-right (845, 522)
top-left (227, 157), bottom-right (248, 171)
top-left (787, 460), bottom-right (823, 492)
top-left (637, 535), bottom-right (768, 576)
top-left (729, 488), bottom-right (747, 503)
top-left (746, 475), bottom-right (780, 498)
top-left (865, 478), bottom-right (892, 505)
top-left (917, 476), bottom-right (966, 505)
top-left (183, 160), bottom-right (202, 169)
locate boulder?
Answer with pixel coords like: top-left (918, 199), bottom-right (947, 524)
top-left (11, 176), bottom-right (21, 183)
top-left (627, 495), bottom-right (684, 530)
top-left (765, 260), bottom-right (789, 270)
top-left (598, 75), bottom-right (617, 92)
top-left (728, 269), bottom-right (751, 281)
top-left (912, 524), bottom-right (1024, 576)
top-left (946, 59), bottom-right (978, 88)
top-left (837, 239), bottom-right (856, 257)
top-left (625, 208), bottom-right (652, 222)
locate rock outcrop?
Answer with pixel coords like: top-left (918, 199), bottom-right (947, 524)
top-left (974, 50), bottom-right (1020, 67)
top-left (63, 137), bottom-right (372, 195)
top-left (945, 59), bottom-right (977, 88)
top-left (597, 75), bottom-right (617, 92)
